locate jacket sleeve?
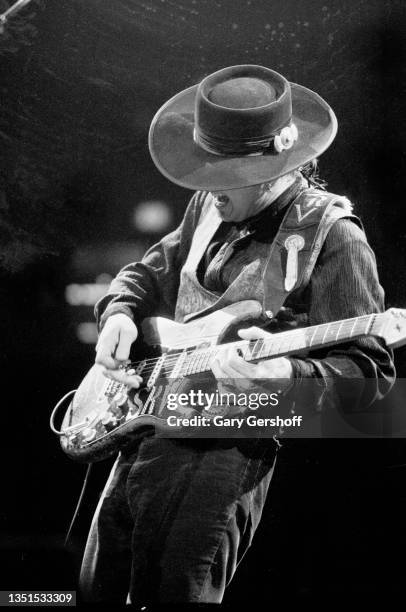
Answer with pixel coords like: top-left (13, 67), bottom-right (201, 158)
top-left (289, 218), bottom-right (395, 414)
top-left (94, 191), bottom-right (207, 329)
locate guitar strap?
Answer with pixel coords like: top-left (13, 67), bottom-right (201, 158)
top-left (261, 188), bottom-right (361, 319)
top-left (176, 188), bottom-right (361, 324)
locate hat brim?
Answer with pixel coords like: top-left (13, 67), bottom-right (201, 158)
top-left (149, 82), bottom-right (337, 191)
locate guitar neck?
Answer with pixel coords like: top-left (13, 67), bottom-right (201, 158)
top-left (181, 312), bottom-right (385, 377)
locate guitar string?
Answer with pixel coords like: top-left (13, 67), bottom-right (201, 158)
top-left (121, 314), bottom-right (379, 378)
top-left (132, 314), bottom-right (377, 371)
top-left (129, 316), bottom-right (378, 377)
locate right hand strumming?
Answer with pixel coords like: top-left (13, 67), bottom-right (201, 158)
top-left (95, 313), bottom-right (142, 388)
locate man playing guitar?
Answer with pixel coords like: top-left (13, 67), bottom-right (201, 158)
top-left (78, 65), bottom-right (395, 604)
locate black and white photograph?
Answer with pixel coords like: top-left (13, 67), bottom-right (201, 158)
top-left (1, 0), bottom-right (406, 608)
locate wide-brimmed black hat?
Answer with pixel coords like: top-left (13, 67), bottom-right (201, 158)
top-left (148, 65), bottom-right (337, 191)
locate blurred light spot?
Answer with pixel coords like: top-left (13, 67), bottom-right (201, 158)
top-left (133, 200), bottom-right (172, 233)
top-left (71, 242), bottom-right (147, 277)
top-left (77, 322), bottom-right (98, 344)
top-left (65, 282), bottom-right (110, 306)
top-left (96, 273), bottom-right (113, 284)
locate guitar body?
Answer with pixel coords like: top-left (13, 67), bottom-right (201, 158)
top-left (56, 301), bottom-right (406, 462)
top-left (60, 300), bottom-right (263, 462)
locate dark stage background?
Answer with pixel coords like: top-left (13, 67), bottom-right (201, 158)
top-left (1, 0), bottom-right (406, 604)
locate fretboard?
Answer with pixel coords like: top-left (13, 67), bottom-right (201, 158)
top-left (176, 312), bottom-right (384, 377)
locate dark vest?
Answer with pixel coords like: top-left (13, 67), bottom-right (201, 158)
top-left (175, 188), bottom-right (359, 324)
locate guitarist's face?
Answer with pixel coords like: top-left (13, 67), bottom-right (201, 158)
top-left (211, 172), bottom-right (296, 223)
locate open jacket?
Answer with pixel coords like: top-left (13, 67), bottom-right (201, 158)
top-left (95, 177), bottom-right (395, 419)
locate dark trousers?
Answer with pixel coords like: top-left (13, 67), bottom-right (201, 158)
top-left (79, 435), bottom-right (277, 604)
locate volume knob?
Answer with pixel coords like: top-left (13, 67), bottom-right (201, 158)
top-left (101, 414), bottom-right (118, 431)
top-left (81, 427), bottom-right (97, 443)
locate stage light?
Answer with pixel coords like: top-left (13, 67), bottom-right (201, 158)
top-left (65, 279), bottom-right (111, 307)
top-left (95, 273), bottom-right (113, 285)
top-left (133, 199), bottom-right (172, 234)
top-left (76, 322), bottom-right (98, 344)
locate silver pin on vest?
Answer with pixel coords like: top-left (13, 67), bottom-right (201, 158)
top-left (284, 235), bottom-right (305, 291)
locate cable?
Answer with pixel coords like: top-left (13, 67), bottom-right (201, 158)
top-left (64, 463), bottom-right (93, 548)
top-left (49, 389), bottom-right (77, 436)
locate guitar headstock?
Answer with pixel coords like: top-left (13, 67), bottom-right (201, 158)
top-left (379, 308), bottom-right (406, 348)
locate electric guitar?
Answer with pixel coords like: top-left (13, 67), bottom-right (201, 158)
top-left (51, 300), bottom-right (406, 462)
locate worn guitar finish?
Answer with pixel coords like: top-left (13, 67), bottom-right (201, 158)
top-left (56, 300), bottom-right (406, 462)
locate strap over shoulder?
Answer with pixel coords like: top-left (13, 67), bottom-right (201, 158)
top-left (262, 188), bottom-right (361, 318)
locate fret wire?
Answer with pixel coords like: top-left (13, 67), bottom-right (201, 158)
top-left (365, 314), bottom-right (374, 335)
top-left (366, 314), bottom-right (374, 335)
top-left (252, 338), bottom-right (263, 360)
top-left (352, 317), bottom-right (361, 337)
top-left (314, 324), bottom-right (326, 346)
top-left (349, 317), bottom-right (358, 337)
top-left (320, 323), bottom-right (330, 344)
top-left (335, 320), bottom-right (343, 341)
top-left (309, 325), bottom-right (319, 347)
top-left (261, 338), bottom-right (273, 359)
top-left (241, 341), bottom-right (251, 360)
top-left (326, 321), bottom-right (338, 340)
top-left (356, 315), bottom-right (369, 336)
top-left (331, 322), bottom-right (341, 339)
top-left (369, 313), bottom-right (381, 336)
top-left (254, 338), bottom-right (264, 359)
top-left (250, 339), bottom-right (258, 360)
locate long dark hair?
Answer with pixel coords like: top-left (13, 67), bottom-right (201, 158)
top-left (300, 158), bottom-right (327, 190)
